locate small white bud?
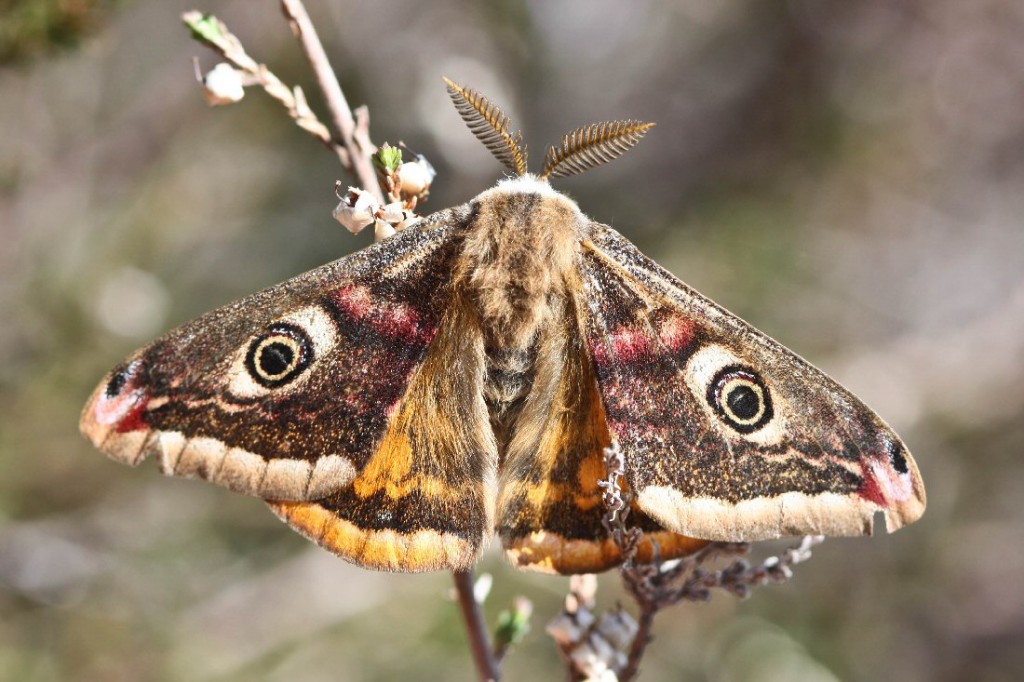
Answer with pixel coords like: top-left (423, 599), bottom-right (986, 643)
top-left (570, 574), bottom-right (598, 607)
top-left (202, 63), bottom-right (245, 106)
top-left (333, 187), bottom-right (380, 234)
top-left (373, 219), bottom-right (396, 242)
top-left (472, 573), bottom-right (493, 603)
top-left (395, 157), bottom-right (436, 197)
top-left (377, 201), bottom-right (408, 224)
top-left (512, 596), bottom-right (534, 620)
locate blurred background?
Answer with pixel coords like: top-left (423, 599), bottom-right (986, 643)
top-left (2, 1), bottom-right (1023, 680)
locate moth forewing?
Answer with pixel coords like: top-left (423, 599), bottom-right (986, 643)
top-left (575, 222), bottom-right (925, 542)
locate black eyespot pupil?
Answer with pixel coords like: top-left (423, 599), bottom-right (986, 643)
top-left (726, 385), bottom-right (760, 420)
top-left (888, 440), bottom-right (909, 474)
top-left (106, 370), bottom-right (128, 398)
top-left (259, 342), bottom-right (294, 376)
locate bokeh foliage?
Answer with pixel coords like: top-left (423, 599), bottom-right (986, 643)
top-left (0, 0), bottom-right (128, 63)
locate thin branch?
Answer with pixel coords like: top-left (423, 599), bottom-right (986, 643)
top-left (620, 606), bottom-right (656, 682)
top-left (183, 10), bottom-right (349, 168)
top-left (279, 0), bottom-right (383, 202)
top-left (453, 569), bottom-right (501, 682)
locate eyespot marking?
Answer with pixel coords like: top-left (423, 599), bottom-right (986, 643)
top-left (105, 358), bottom-right (144, 399)
top-left (683, 343), bottom-right (788, 445)
top-left (106, 366), bottom-right (130, 398)
top-left (707, 366), bottom-right (774, 433)
top-left (244, 323), bottom-right (313, 388)
top-left (225, 305), bottom-right (339, 400)
top-left (887, 438), bottom-right (909, 475)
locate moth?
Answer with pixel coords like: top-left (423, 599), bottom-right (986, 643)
top-left (80, 80), bottom-right (925, 575)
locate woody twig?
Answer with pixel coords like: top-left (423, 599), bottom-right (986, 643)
top-left (182, 4), bottom-right (383, 202)
top-left (454, 570), bottom-right (502, 682)
top-left (277, 0), bottom-right (382, 202)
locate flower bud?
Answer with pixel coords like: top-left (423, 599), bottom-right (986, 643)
top-left (472, 573), bottom-right (493, 603)
top-left (377, 201), bottom-right (408, 224)
top-left (333, 187), bottom-right (379, 234)
top-left (395, 157), bottom-right (436, 197)
top-left (202, 63), bottom-right (245, 106)
top-left (596, 609), bottom-right (637, 650)
top-left (374, 143), bottom-right (403, 173)
top-left (374, 220), bottom-right (397, 242)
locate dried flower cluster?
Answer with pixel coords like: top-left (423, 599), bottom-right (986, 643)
top-left (333, 185), bottom-right (418, 242)
top-left (375, 143), bottom-right (436, 208)
top-left (548, 575), bottom-right (639, 682)
top-left (334, 145), bottom-right (435, 242)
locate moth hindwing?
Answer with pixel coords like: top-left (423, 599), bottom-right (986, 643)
top-left (82, 82), bottom-right (924, 574)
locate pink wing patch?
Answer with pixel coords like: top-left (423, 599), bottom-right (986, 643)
top-left (334, 285), bottom-right (432, 343)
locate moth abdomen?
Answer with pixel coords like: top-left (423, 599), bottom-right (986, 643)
top-left (484, 346), bottom-right (536, 407)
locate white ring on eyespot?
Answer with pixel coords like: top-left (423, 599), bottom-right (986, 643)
top-left (718, 376), bottom-right (766, 426)
top-left (226, 304), bottom-right (340, 399)
top-left (683, 343), bottom-right (788, 446)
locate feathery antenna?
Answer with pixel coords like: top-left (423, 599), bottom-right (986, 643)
top-left (444, 78), bottom-right (528, 176)
top-left (540, 120), bottom-right (655, 179)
